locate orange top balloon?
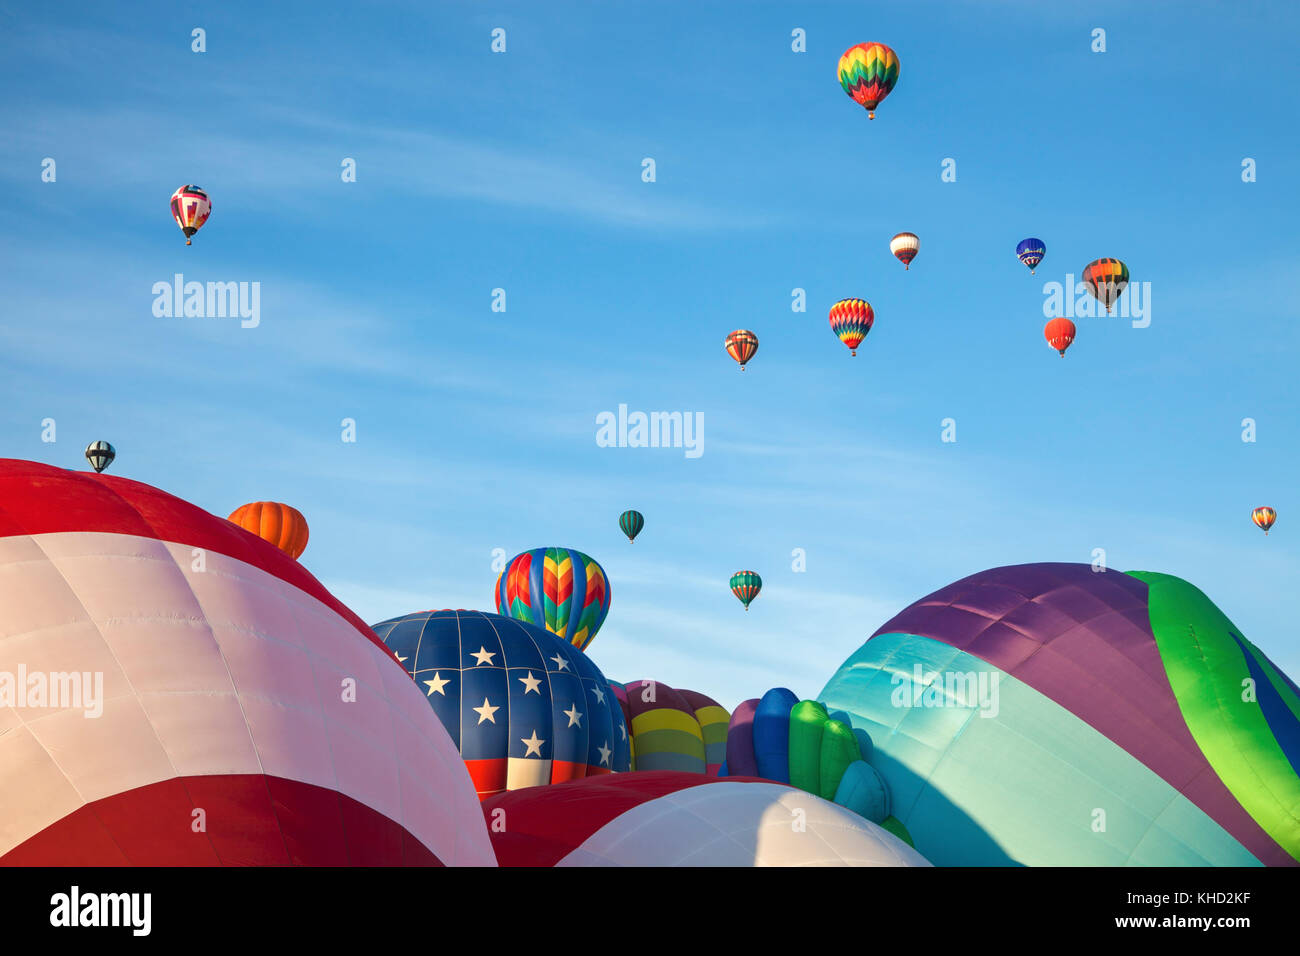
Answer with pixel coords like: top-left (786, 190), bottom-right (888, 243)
top-left (228, 501), bottom-right (310, 559)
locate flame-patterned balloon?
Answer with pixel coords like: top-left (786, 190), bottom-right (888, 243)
top-left (829, 298), bottom-right (875, 356)
top-left (1252, 507), bottom-right (1276, 535)
top-left (725, 329), bottom-right (759, 370)
top-left (169, 184), bottom-right (212, 245)
top-left (837, 43), bottom-right (900, 120)
top-left (1016, 238), bottom-right (1045, 274)
top-left (890, 232), bottom-right (920, 270)
top-left (730, 570), bottom-right (762, 611)
top-left (1082, 258), bottom-right (1129, 313)
top-left (495, 547), bottom-right (611, 652)
top-left (1044, 317), bottom-right (1076, 357)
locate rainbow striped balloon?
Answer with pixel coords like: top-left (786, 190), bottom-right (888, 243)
top-left (829, 298), bottom-right (875, 356)
top-left (495, 547), bottom-right (611, 652)
top-left (837, 42), bottom-right (900, 119)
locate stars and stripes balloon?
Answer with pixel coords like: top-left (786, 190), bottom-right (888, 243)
top-left (1016, 237), bottom-right (1046, 274)
top-left (0, 459), bottom-right (493, 866)
top-left (1044, 317), bottom-right (1076, 357)
top-left (1082, 257), bottom-right (1129, 313)
top-left (228, 501), bottom-right (310, 560)
top-left (371, 609), bottom-right (632, 799)
top-left (829, 298), bottom-right (874, 356)
top-left (83, 440), bottom-right (115, 473)
top-left (618, 509), bottom-right (644, 542)
top-left (890, 232), bottom-right (920, 269)
top-left (1252, 507), bottom-right (1276, 535)
top-left (837, 42), bottom-right (900, 120)
top-left (725, 329), bottom-right (759, 370)
top-left (730, 569), bottom-right (762, 610)
top-left (494, 547), bottom-right (611, 651)
top-left (169, 184), bottom-right (211, 245)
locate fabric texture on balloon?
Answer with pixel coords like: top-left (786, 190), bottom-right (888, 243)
top-left (0, 459), bottom-right (494, 866)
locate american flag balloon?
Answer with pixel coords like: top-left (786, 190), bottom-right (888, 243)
top-left (372, 609), bottom-right (632, 799)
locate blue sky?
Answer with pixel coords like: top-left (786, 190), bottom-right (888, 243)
top-left (2, 1), bottom-right (1297, 709)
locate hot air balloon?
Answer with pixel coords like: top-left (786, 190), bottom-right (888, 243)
top-left (837, 43), bottom-right (900, 120)
top-left (1252, 507), bottom-right (1276, 535)
top-left (228, 501), bottom-right (310, 560)
top-left (725, 329), bottom-right (759, 370)
top-left (829, 298), bottom-right (874, 356)
top-left (495, 547), bottom-right (611, 651)
top-left (169, 185), bottom-right (212, 245)
top-left (371, 609), bottom-right (631, 799)
top-left (1016, 238), bottom-right (1045, 274)
top-left (481, 771), bottom-right (930, 867)
top-left (614, 680), bottom-right (729, 774)
top-left (730, 570), bottom-right (762, 611)
top-left (1044, 318), bottom-right (1076, 357)
top-left (1082, 258), bottom-right (1129, 313)
top-left (890, 232), bottom-right (920, 270)
top-left (821, 562), bottom-right (1300, 866)
top-left (618, 510), bottom-right (644, 542)
top-left (0, 459), bottom-right (494, 866)
top-left (84, 440), bottom-right (115, 473)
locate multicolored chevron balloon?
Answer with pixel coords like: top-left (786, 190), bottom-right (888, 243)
top-left (829, 298), bottom-right (875, 356)
top-left (837, 42), bottom-right (900, 120)
top-left (495, 547), bottom-right (612, 652)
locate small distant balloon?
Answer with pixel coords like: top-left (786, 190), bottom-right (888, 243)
top-left (228, 502), bottom-right (310, 560)
top-left (726, 330), bottom-right (759, 370)
top-left (1016, 238), bottom-right (1045, 274)
top-left (170, 185), bottom-right (211, 245)
top-left (730, 570), bottom-right (762, 611)
top-left (618, 510), bottom-right (645, 543)
top-left (1044, 318), bottom-right (1076, 357)
top-left (84, 441), bottom-right (115, 473)
top-left (1082, 258), bottom-right (1129, 313)
top-left (1252, 507), bottom-right (1276, 535)
top-left (829, 298), bottom-right (874, 357)
top-left (837, 43), bottom-right (900, 120)
top-left (890, 232), bottom-right (920, 270)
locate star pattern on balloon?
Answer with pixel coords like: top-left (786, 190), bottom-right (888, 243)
top-left (471, 647), bottom-right (496, 666)
top-left (521, 730), bottom-right (545, 757)
top-left (473, 697), bottom-right (499, 724)
top-left (564, 704), bottom-right (582, 727)
top-left (424, 672), bottom-right (449, 696)
top-left (518, 672), bottom-right (541, 694)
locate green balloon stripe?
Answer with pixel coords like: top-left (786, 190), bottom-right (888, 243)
top-left (1127, 570), bottom-right (1300, 860)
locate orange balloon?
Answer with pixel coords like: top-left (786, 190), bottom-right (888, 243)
top-left (228, 502), bottom-right (309, 559)
top-left (1044, 317), bottom-right (1076, 357)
